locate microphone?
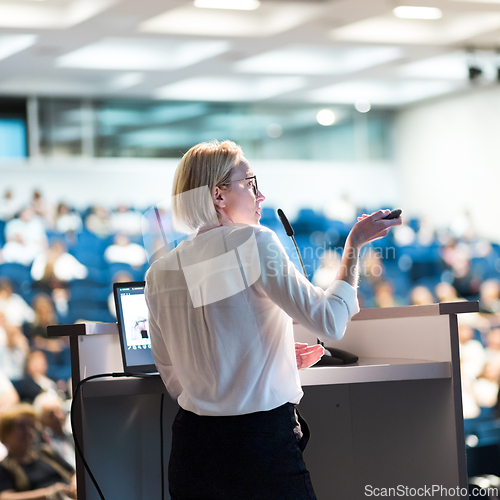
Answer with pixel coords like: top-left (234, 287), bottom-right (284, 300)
top-left (276, 208), bottom-right (358, 367)
top-left (277, 209), bottom-right (307, 280)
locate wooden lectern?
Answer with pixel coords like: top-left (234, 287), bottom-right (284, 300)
top-left (49, 301), bottom-right (476, 500)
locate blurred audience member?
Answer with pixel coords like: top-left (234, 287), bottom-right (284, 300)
top-left (324, 193), bottom-right (356, 224)
top-left (475, 327), bottom-right (500, 409)
top-left (0, 404), bottom-right (76, 499)
top-left (4, 206), bottom-right (47, 254)
top-left (104, 233), bottom-right (147, 268)
top-left (441, 239), bottom-right (477, 297)
top-left (108, 271), bottom-right (133, 318)
top-left (110, 204), bottom-right (143, 236)
top-left (450, 209), bottom-right (476, 242)
top-left (84, 205), bottom-right (111, 237)
top-left (0, 371), bottom-right (19, 413)
top-left (0, 313), bottom-right (29, 381)
top-left (0, 190), bottom-right (19, 222)
top-left (25, 295), bottom-right (67, 354)
top-left (31, 190), bottom-right (55, 228)
top-left (0, 234), bottom-right (39, 266)
top-left (54, 203), bottom-right (82, 235)
top-left (12, 351), bottom-right (57, 404)
top-left (393, 221), bottom-right (416, 246)
top-left (0, 280), bottom-right (34, 328)
top-left (33, 393), bottom-right (75, 469)
top-left (416, 217), bottom-right (435, 246)
top-left (434, 282), bottom-right (464, 303)
top-left (31, 241), bottom-right (87, 293)
top-left (409, 285), bottom-right (434, 306)
top-left (479, 279), bottom-right (500, 315)
top-left (360, 251), bottom-right (385, 288)
top-left (312, 250), bottom-right (341, 290)
top-left (459, 321), bottom-right (486, 419)
top-left (368, 280), bottom-right (402, 308)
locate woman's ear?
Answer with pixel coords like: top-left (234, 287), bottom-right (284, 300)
top-left (213, 186), bottom-right (226, 209)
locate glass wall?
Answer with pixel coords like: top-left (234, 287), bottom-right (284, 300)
top-left (0, 98), bottom-right (27, 158)
top-left (0, 96), bottom-right (395, 161)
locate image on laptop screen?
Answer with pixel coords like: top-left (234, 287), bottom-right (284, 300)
top-left (113, 281), bottom-right (157, 373)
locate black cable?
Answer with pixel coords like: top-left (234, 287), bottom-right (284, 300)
top-left (70, 372), bottom-right (158, 500)
top-left (160, 392), bottom-right (165, 500)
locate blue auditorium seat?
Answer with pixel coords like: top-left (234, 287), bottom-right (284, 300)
top-left (0, 262), bottom-right (33, 295)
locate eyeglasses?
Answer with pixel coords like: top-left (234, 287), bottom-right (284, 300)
top-left (220, 175), bottom-right (258, 197)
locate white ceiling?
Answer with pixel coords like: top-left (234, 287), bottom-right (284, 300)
top-left (1, 0), bottom-right (500, 107)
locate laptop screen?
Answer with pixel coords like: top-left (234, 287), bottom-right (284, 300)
top-left (113, 281), bottom-right (157, 373)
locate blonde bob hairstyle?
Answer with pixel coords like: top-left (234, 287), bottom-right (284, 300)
top-left (0, 404), bottom-right (36, 442)
top-left (172, 140), bottom-right (243, 232)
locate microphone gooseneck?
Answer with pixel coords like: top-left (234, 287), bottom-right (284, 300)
top-left (277, 208), bottom-right (307, 279)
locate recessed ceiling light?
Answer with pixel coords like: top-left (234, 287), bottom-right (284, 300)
top-left (393, 6), bottom-right (443, 20)
top-left (355, 100), bottom-right (371, 113)
top-left (316, 109), bottom-right (335, 126)
top-left (194, 0), bottom-right (260, 10)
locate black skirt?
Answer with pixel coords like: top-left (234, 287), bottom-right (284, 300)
top-left (168, 402), bottom-right (317, 500)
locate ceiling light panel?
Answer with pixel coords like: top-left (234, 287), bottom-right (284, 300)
top-left (156, 76), bottom-right (306, 101)
top-left (331, 11), bottom-right (500, 45)
top-left (235, 45), bottom-right (403, 75)
top-left (57, 38), bottom-right (230, 70)
top-left (0, 0), bottom-right (116, 29)
top-left (194, 0), bottom-right (261, 10)
top-left (307, 80), bottom-right (465, 106)
top-left (139, 2), bottom-right (321, 37)
top-left (393, 6), bottom-right (443, 20)
top-left (0, 35), bottom-right (37, 62)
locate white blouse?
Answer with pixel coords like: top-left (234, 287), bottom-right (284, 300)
top-left (145, 224), bottom-right (359, 417)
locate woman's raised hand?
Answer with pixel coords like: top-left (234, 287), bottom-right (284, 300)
top-left (349, 209), bottom-right (402, 249)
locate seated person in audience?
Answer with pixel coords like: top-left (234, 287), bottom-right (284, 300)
top-left (367, 280), bottom-right (402, 308)
top-left (0, 313), bottom-right (29, 382)
top-left (479, 279), bottom-right (500, 315)
top-left (31, 190), bottom-right (55, 229)
top-left (392, 220), bottom-right (416, 246)
top-left (84, 205), bottom-right (111, 237)
top-left (108, 271), bottom-right (133, 318)
top-left (4, 207), bottom-right (47, 257)
top-left (474, 327), bottom-right (500, 410)
top-left (25, 295), bottom-right (67, 354)
top-left (409, 285), bottom-right (434, 306)
top-left (459, 321), bottom-right (486, 419)
top-left (0, 234), bottom-right (39, 267)
top-left (12, 351), bottom-right (58, 405)
top-left (441, 239), bottom-right (475, 297)
top-left (104, 233), bottom-right (147, 268)
top-left (33, 394), bottom-right (75, 469)
top-left (54, 203), bottom-right (82, 236)
top-left (360, 251), bottom-right (385, 288)
top-left (0, 404), bottom-right (76, 500)
top-left (434, 281), bottom-right (464, 303)
top-left (311, 250), bottom-right (341, 290)
top-left (30, 241), bottom-right (88, 293)
top-left (0, 370), bottom-right (19, 413)
top-left (109, 204), bottom-right (143, 236)
top-left (0, 280), bottom-right (35, 328)
top-left (0, 190), bottom-right (19, 223)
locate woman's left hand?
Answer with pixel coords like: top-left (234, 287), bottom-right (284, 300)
top-left (295, 342), bottom-right (324, 369)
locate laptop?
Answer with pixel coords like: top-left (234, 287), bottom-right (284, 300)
top-left (113, 281), bottom-right (158, 374)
